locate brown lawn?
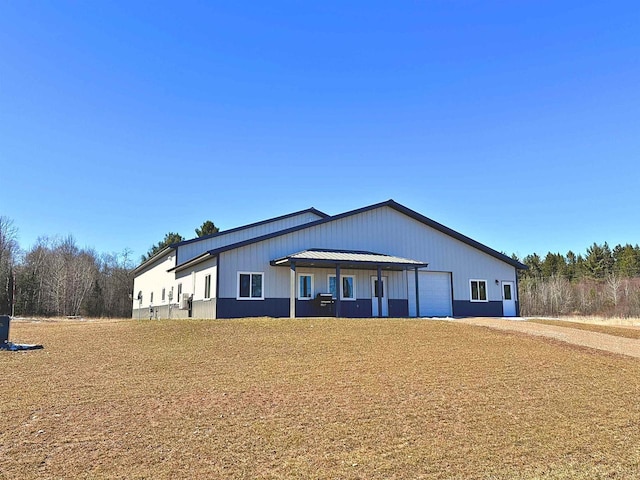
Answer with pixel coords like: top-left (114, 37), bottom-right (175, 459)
top-left (528, 318), bottom-right (640, 340)
top-left (1, 318), bottom-right (640, 479)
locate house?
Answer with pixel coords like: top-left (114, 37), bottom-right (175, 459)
top-left (132, 200), bottom-right (526, 319)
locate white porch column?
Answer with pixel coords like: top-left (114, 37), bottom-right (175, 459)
top-left (377, 266), bottom-right (383, 318)
top-left (335, 264), bottom-right (341, 318)
top-left (414, 267), bottom-right (420, 318)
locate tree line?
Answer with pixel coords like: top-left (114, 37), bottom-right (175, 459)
top-left (2, 212), bottom-right (638, 318)
top-left (0, 216), bottom-right (219, 318)
top-left (515, 243), bottom-right (640, 317)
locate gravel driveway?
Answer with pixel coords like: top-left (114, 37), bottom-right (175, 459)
top-left (458, 317), bottom-right (640, 359)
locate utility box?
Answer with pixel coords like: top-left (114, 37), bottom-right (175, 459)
top-left (179, 293), bottom-right (190, 310)
top-left (0, 316), bottom-right (9, 345)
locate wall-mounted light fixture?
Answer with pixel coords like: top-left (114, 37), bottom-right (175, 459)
top-left (495, 279), bottom-right (500, 285)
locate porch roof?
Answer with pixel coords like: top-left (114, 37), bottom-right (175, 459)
top-left (270, 248), bottom-right (428, 271)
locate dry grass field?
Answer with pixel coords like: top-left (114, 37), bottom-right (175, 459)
top-left (554, 316), bottom-right (640, 327)
top-left (528, 319), bottom-right (640, 340)
top-left (2, 318), bottom-right (640, 479)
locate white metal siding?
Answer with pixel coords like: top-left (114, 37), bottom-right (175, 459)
top-left (192, 299), bottom-right (217, 318)
top-left (174, 258), bottom-right (217, 301)
top-left (218, 206), bottom-right (516, 303)
top-left (279, 267), bottom-right (406, 301)
top-left (176, 211), bottom-right (323, 264)
top-left (132, 252), bottom-right (178, 310)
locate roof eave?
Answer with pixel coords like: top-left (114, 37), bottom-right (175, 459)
top-left (270, 255), bottom-right (429, 270)
top-left (384, 200), bottom-right (528, 270)
top-left (173, 207), bottom-right (329, 248)
top-left (172, 199), bottom-right (526, 271)
top-left (133, 246), bottom-right (176, 274)
top-left (170, 251), bottom-right (216, 273)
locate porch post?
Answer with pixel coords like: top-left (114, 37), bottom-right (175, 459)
top-left (335, 264), bottom-right (341, 318)
top-left (515, 273), bottom-right (520, 317)
top-left (290, 261), bottom-right (296, 319)
top-left (377, 265), bottom-right (382, 318)
top-left (414, 267), bottom-right (420, 318)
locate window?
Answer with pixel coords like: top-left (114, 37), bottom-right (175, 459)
top-left (162, 288), bottom-right (166, 301)
top-left (343, 276), bottom-right (354, 299)
top-left (503, 283), bottom-right (512, 300)
top-left (237, 272), bottom-right (264, 300)
top-left (150, 291), bottom-right (154, 304)
top-left (298, 274), bottom-right (313, 300)
top-left (373, 279), bottom-right (384, 298)
top-left (328, 275), bottom-right (356, 300)
top-left (177, 283), bottom-right (182, 299)
top-left (204, 274), bottom-right (212, 299)
top-left (470, 280), bottom-right (488, 302)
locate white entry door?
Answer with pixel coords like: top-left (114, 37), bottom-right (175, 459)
top-left (371, 276), bottom-right (388, 317)
top-left (502, 281), bottom-right (516, 316)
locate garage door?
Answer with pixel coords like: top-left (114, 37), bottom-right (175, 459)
top-left (418, 272), bottom-right (452, 317)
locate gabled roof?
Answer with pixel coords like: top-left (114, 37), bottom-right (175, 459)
top-left (173, 207), bottom-right (329, 248)
top-left (387, 201), bottom-right (528, 269)
top-left (133, 207), bottom-right (328, 273)
top-left (133, 246), bottom-right (175, 275)
top-left (169, 199), bottom-right (527, 272)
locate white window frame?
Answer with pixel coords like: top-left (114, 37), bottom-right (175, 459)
top-left (328, 274), bottom-right (356, 301)
top-left (470, 279), bottom-right (488, 302)
top-left (298, 273), bottom-right (314, 300)
top-left (204, 274), bottom-right (212, 300)
top-left (237, 272), bottom-right (264, 300)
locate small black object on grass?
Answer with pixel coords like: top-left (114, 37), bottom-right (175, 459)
top-left (0, 315), bottom-right (44, 352)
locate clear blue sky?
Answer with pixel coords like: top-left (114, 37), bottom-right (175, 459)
top-left (2, 1), bottom-right (639, 263)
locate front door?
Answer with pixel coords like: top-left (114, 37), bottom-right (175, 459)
top-left (371, 276), bottom-right (388, 317)
top-left (502, 281), bottom-right (516, 316)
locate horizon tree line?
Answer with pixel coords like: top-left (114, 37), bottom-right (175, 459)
top-left (514, 242), bottom-right (640, 317)
top-left (1, 214), bottom-right (638, 318)
top-left (0, 217), bottom-right (219, 318)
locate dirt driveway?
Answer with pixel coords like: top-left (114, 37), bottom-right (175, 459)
top-left (458, 317), bottom-right (640, 359)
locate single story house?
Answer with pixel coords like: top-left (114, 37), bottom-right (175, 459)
top-left (132, 200), bottom-right (526, 319)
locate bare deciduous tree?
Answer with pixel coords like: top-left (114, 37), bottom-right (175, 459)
top-left (0, 216), bottom-right (19, 314)
top-left (605, 273), bottom-right (622, 307)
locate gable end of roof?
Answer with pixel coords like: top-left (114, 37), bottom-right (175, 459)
top-left (384, 200), bottom-right (527, 269)
top-left (200, 199), bottom-right (527, 270)
top-left (133, 246), bottom-right (176, 275)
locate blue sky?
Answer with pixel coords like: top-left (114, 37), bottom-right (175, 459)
top-left (2, 1), bottom-right (639, 263)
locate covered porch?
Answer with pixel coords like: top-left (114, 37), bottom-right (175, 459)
top-left (270, 249), bottom-right (429, 318)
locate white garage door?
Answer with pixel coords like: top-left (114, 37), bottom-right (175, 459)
top-left (418, 272), bottom-right (452, 317)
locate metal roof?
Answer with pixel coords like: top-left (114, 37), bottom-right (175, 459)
top-left (172, 207), bottom-right (329, 248)
top-left (133, 207), bottom-right (328, 272)
top-left (168, 251), bottom-right (215, 273)
top-left (145, 199), bottom-right (527, 274)
top-left (133, 246), bottom-right (175, 275)
top-left (271, 249), bottom-right (428, 271)
top-left (201, 200), bottom-right (527, 270)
